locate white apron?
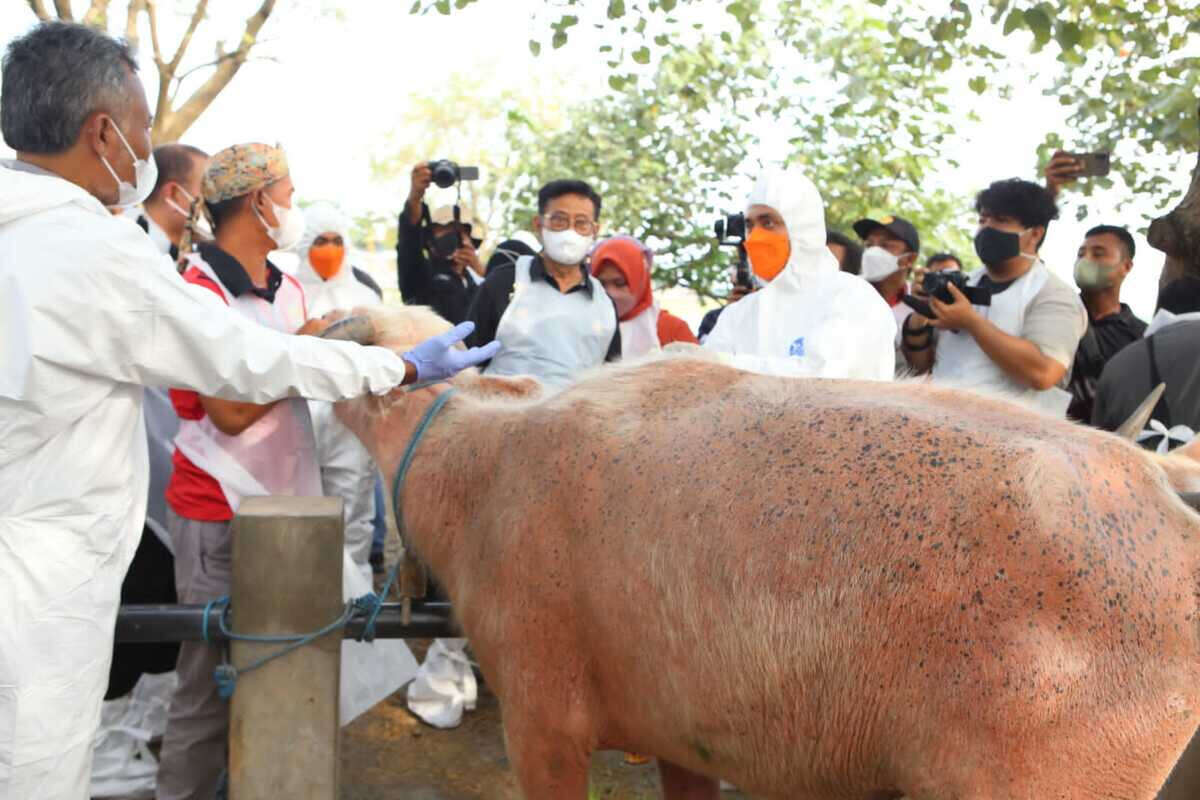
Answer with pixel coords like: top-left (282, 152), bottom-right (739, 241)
top-left (932, 261), bottom-right (1073, 417)
top-left (484, 255), bottom-right (616, 390)
top-left (620, 303), bottom-right (662, 359)
top-left (172, 254), bottom-right (321, 512)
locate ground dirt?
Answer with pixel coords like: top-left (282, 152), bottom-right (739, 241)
top-left (338, 642), bottom-right (753, 800)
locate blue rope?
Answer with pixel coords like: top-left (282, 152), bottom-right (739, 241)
top-left (203, 389), bottom-right (458, 700)
top-left (391, 388), bottom-right (458, 536)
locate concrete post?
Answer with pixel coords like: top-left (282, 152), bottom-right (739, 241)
top-left (228, 496), bottom-right (344, 800)
top-left (1158, 727), bottom-right (1200, 800)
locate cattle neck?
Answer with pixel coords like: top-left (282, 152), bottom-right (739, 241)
top-left (390, 386), bottom-right (458, 551)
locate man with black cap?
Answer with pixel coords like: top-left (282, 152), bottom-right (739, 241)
top-left (398, 160), bottom-right (487, 324)
top-left (855, 214), bottom-right (920, 367)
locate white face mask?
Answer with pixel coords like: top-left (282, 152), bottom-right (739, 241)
top-left (254, 193), bottom-right (306, 250)
top-left (164, 185), bottom-right (197, 221)
top-left (541, 228), bottom-right (594, 266)
top-left (860, 246), bottom-right (902, 282)
top-left (99, 119), bottom-right (157, 208)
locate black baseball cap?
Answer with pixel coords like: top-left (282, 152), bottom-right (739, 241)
top-left (853, 215), bottom-right (920, 254)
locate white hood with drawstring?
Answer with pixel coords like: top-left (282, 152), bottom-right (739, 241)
top-left (704, 167), bottom-right (896, 380)
top-left (293, 201), bottom-right (381, 317)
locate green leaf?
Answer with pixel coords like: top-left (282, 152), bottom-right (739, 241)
top-left (1055, 21), bottom-right (1082, 50)
top-left (552, 29), bottom-right (567, 49)
top-left (968, 75), bottom-right (987, 93)
top-left (529, 39), bottom-right (541, 56)
top-left (632, 46), bottom-right (651, 64)
top-left (1024, 8), bottom-right (1052, 46)
top-left (607, 0), bottom-right (625, 19)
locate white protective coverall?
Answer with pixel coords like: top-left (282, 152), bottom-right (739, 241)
top-left (293, 202), bottom-right (419, 724)
top-left (0, 163), bottom-right (410, 799)
top-left (705, 168), bottom-right (896, 381)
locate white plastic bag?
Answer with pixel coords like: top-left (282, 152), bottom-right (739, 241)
top-left (90, 671), bottom-right (177, 798)
top-left (340, 550), bottom-right (419, 726)
top-left (406, 637), bottom-right (478, 729)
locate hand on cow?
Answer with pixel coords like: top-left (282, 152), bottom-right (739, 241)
top-left (928, 282), bottom-right (980, 333)
top-left (295, 317), bottom-right (332, 337)
top-left (402, 321), bottom-right (502, 383)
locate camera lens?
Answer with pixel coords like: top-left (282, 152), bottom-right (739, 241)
top-left (430, 160), bottom-right (459, 189)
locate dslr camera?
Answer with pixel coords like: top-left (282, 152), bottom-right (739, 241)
top-left (429, 159), bottom-right (480, 189)
top-left (714, 212), bottom-right (752, 291)
top-left (922, 270), bottom-right (991, 306)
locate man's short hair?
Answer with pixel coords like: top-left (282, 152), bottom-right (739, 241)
top-left (537, 179), bottom-right (602, 220)
top-left (974, 178), bottom-right (1060, 235)
top-left (149, 144), bottom-right (209, 201)
top-left (205, 194), bottom-right (248, 232)
top-left (1157, 276), bottom-right (1200, 315)
top-left (1, 21), bottom-right (138, 154)
top-left (925, 252), bottom-right (962, 270)
top-left (1085, 224), bottom-right (1136, 261)
top-left (826, 229), bottom-right (863, 275)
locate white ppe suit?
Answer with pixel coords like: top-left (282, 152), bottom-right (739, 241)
top-left (0, 162), bottom-right (409, 799)
top-left (293, 202), bottom-right (418, 724)
top-left (705, 168), bottom-right (896, 381)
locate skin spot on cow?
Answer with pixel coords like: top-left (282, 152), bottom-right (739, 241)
top-left (330, 306), bottom-right (1200, 800)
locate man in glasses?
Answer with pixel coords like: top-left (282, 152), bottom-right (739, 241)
top-left (465, 179), bottom-right (620, 392)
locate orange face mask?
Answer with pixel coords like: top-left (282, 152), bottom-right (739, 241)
top-left (745, 226), bottom-right (790, 282)
top-left (308, 243), bottom-right (345, 280)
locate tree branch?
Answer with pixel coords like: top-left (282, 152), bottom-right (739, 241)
top-left (26, 0), bottom-right (51, 20)
top-left (52, 0), bottom-right (73, 21)
top-left (125, 0), bottom-right (143, 49)
top-left (167, 0), bottom-right (208, 75)
top-left (154, 0), bottom-right (275, 143)
top-left (82, 0), bottom-right (111, 27)
top-left (144, 0), bottom-right (164, 66)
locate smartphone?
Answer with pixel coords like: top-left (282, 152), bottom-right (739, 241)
top-left (1067, 151), bottom-right (1111, 178)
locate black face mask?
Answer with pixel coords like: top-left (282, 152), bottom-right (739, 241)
top-left (974, 226), bottom-right (1022, 267)
top-left (430, 230), bottom-right (460, 261)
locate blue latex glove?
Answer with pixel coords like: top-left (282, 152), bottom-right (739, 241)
top-left (402, 321), bottom-right (501, 383)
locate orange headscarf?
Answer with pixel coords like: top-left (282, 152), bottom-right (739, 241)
top-left (590, 235), bottom-right (653, 322)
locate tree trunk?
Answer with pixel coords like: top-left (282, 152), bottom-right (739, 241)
top-left (1147, 103), bottom-right (1200, 286)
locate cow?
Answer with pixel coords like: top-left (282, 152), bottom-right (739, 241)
top-left (329, 305), bottom-right (1200, 800)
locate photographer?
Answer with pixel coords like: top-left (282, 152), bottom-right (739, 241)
top-left (397, 160), bottom-right (485, 324)
top-left (902, 178), bottom-right (1087, 416)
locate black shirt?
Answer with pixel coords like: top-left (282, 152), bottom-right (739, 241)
top-left (196, 242), bottom-right (284, 301)
top-left (396, 205), bottom-right (478, 324)
top-left (465, 254), bottom-right (621, 363)
top-left (1067, 303), bottom-right (1146, 422)
top-left (1093, 319), bottom-right (1200, 447)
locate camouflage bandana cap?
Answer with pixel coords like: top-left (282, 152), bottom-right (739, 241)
top-left (202, 143), bottom-right (289, 205)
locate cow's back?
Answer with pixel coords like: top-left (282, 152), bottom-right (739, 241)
top-left (533, 360), bottom-right (1200, 797)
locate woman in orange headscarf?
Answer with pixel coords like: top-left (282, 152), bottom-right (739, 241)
top-left (590, 235), bottom-right (697, 358)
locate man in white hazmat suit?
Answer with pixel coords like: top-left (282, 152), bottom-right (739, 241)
top-left (705, 167), bottom-right (896, 381)
top-left (0, 22), bottom-right (497, 800)
top-left (293, 202), bottom-right (420, 728)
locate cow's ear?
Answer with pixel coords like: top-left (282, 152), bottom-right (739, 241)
top-left (455, 372), bottom-right (542, 400)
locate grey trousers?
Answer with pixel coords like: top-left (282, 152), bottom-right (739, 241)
top-left (155, 509), bottom-right (232, 800)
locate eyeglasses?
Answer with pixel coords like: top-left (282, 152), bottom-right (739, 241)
top-left (543, 213), bottom-right (596, 236)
